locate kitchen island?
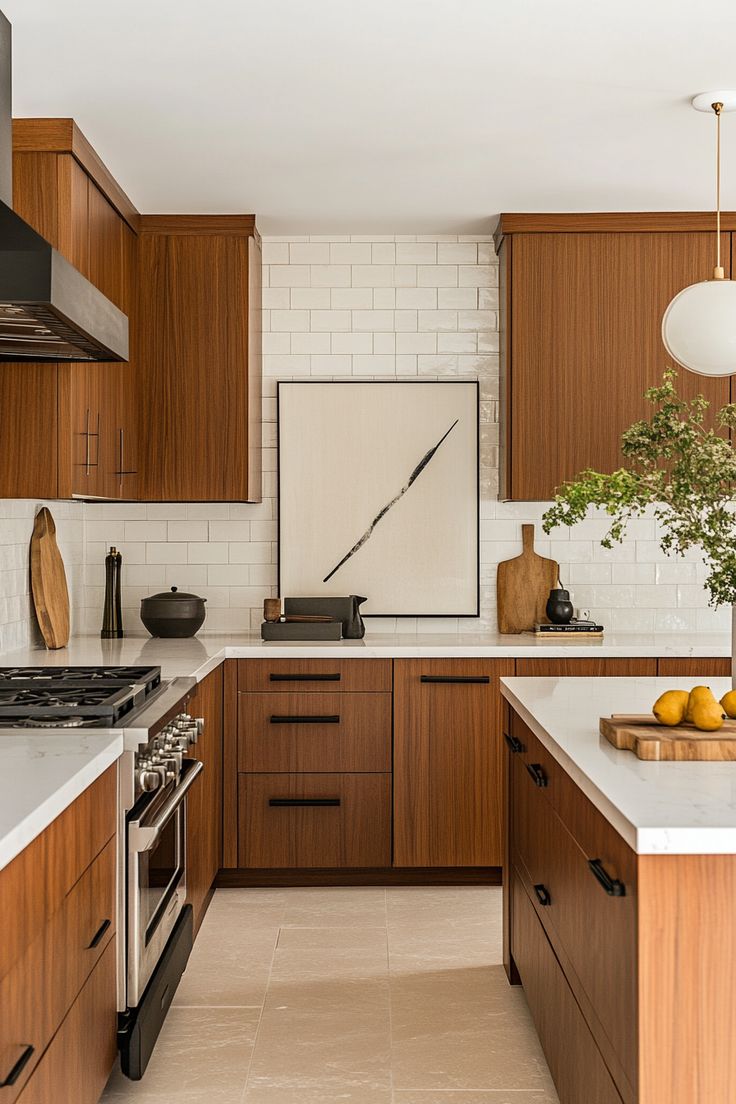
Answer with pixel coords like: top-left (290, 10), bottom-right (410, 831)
top-left (501, 675), bottom-right (736, 1104)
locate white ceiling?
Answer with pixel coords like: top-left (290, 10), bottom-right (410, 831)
top-left (4, 0), bottom-right (736, 233)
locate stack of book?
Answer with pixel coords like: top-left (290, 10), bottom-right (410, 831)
top-left (530, 621), bottom-right (605, 637)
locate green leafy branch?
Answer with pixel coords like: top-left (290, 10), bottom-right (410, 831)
top-left (542, 369), bottom-right (736, 607)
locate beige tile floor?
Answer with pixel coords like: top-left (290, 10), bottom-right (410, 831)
top-left (101, 887), bottom-right (560, 1104)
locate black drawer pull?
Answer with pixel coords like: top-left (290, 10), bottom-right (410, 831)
top-left (0, 1044), bottom-right (35, 1088)
top-left (533, 883), bottom-right (551, 907)
top-left (270, 714), bottom-right (340, 724)
top-left (526, 762), bottom-right (548, 787)
top-left (269, 797), bottom-right (341, 807)
top-left (420, 675), bottom-right (490, 684)
top-left (88, 918), bottom-right (112, 949)
top-left (588, 858), bottom-right (626, 897)
top-left (269, 673), bottom-right (341, 682)
top-left (504, 732), bottom-right (524, 753)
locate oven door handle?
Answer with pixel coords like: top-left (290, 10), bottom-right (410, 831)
top-left (128, 758), bottom-right (203, 852)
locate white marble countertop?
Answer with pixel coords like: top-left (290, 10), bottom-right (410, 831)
top-left (0, 730), bottom-right (123, 873)
top-left (501, 675), bottom-right (736, 855)
top-left (0, 630), bottom-right (730, 682)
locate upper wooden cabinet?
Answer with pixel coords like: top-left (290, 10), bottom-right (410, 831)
top-left (496, 214), bottom-right (734, 500)
top-left (135, 217), bottom-right (262, 501)
top-left (0, 121), bottom-right (262, 502)
top-left (0, 121), bottom-right (139, 500)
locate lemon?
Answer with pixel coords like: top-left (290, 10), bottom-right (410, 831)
top-left (691, 700), bottom-right (726, 732)
top-left (652, 689), bottom-right (689, 727)
top-left (720, 690), bottom-right (736, 719)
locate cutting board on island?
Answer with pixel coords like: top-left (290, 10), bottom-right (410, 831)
top-left (601, 714), bottom-right (736, 761)
top-left (30, 507), bottom-right (70, 650)
top-left (497, 524), bottom-right (558, 634)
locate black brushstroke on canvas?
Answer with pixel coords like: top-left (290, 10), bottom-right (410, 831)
top-left (322, 418), bottom-right (459, 583)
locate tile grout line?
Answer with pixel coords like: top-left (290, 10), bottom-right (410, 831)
top-left (237, 909), bottom-right (286, 1104)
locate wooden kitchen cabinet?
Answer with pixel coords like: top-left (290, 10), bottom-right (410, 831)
top-left (656, 656), bottom-right (731, 677)
top-left (496, 214), bottom-right (733, 500)
top-left (185, 667), bottom-right (224, 934)
top-left (0, 765), bottom-right (117, 1102)
top-left (0, 120), bottom-right (139, 500)
top-left (227, 659), bottom-right (391, 875)
top-left (505, 705), bottom-right (736, 1104)
top-left (515, 658), bottom-right (657, 678)
top-left (135, 216), bottom-right (262, 501)
top-left (393, 659), bottom-right (514, 868)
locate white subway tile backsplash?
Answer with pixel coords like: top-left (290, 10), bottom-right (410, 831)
top-left (0, 234), bottom-right (700, 649)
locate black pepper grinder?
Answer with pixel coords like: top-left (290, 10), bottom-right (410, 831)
top-left (101, 546), bottom-right (123, 639)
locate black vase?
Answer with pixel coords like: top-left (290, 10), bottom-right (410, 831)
top-left (344, 596), bottom-right (367, 639)
top-left (545, 588), bottom-right (573, 625)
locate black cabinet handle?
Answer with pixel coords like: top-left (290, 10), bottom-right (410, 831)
top-left (270, 715), bottom-right (340, 724)
top-left (269, 673), bottom-right (340, 682)
top-left (588, 858), bottom-right (626, 897)
top-left (420, 675), bottom-right (490, 684)
top-left (533, 883), bottom-right (551, 907)
top-left (504, 732), bottom-right (524, 753)
top-left (526, 762), bottom-right (548, 787)
top-left (269, 797), bottom-right (341, 807)
top-left (87, 918), bottom-right (112, 949)
top-left (0, 1044), bottom-right (35, 1088)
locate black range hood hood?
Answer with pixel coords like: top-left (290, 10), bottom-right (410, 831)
top-left (0, 12), bottom-right (128, 362)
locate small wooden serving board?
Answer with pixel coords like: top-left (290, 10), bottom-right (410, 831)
top-left (497, 524), bottom-right (558, 634)
top-left (30, 507), bottom-right (70, 650)
top-left (601, 714), bottom-right (736, 761)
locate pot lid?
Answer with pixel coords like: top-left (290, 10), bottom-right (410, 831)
top-left (143, 586), bottom-right (207, 603)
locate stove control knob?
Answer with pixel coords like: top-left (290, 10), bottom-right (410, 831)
top-left (138, 769), bottom-right (161, 793)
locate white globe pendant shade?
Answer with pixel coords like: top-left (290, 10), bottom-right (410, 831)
top-left (662, 278), bottom-right (736, 377)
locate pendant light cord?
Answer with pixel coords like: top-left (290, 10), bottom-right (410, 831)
top-left (713, 101), bottom-right (724, 277)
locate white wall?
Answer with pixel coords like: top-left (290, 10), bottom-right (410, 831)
top-left (0, 234), bottom-right (726, 647)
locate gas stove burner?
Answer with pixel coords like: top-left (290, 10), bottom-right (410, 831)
top-left (0, 665), bottom-right (162, 687)
top-left (14, 715), bottom-right (93, 729)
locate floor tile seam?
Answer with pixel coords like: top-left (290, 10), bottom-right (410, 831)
top-left (240, 921), bottom-right (284, 1098)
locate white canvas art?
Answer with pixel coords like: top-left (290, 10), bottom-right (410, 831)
top-left (278, 381), bottom-right (479, 616)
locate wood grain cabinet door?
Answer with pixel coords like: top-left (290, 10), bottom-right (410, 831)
top-left (393, 659), bottom-right (514, 867)
top-left (185, 667), bottom-right (224, 933)
top-left (507, 231), bottom-right (732, 500)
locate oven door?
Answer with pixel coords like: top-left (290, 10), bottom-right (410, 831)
top-left (126, 758), bottom-right (203, 1007)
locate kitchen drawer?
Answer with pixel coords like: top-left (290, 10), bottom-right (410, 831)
top-left (238, 772), bottom-right (391, 868)
top-left (238, 692), bottom-right (391, 773)
top-left (511, 866), bottom-right (624, 1104)
top-left (0, 765), bottom-right (116, 984)
top-left (0, 838), bottom-right (116, 1103)
top-left (16, 938), bottom-right (117, 1104)
top-left (238, 658), bottom-right (392, 693)
top-left (514, 658), bottom-right (657, 677)
top-left (510, 748), bottom-right (637, 1095)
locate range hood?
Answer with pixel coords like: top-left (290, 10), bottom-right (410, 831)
top-left (0, 12), bottom-right (128, 362)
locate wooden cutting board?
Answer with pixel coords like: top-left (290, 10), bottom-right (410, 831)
top-left (30, 507), bottom-right (70, 650)
top-left (497, 524), bottom-right (559, 634)
top-left (601, 713), bottom-right (736, 761)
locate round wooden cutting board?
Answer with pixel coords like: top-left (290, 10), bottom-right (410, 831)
top-left (30, 507), bottom-right (70, 650)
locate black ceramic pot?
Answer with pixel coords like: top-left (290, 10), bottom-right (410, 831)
top-left (545, 588), bottom-right (574, 625)
top-left (140, 586), bottom-right (207, 638)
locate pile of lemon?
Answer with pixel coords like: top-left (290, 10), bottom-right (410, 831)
top-left (653, 686), bottom-right (736, 731)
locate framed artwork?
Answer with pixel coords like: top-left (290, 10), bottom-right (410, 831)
top-left (278, 380), bottom-right (479, 617)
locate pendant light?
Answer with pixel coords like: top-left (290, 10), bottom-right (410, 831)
top-left (661, 92), bottom-right (736, 377)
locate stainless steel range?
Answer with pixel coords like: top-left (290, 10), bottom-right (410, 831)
top-left (0, 665), bottom-right (204, 1079)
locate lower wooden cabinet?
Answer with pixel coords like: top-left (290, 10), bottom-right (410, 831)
top-left (510, 868), bottom-right (624, 1104)
top-left (186, 667), bottom-right (223, 933)
top-left (16, 940), bottom-right (117, 1104)
top-left (0, 767), bottom-right (117, 1103)
top-left (515, 658), bottom-right (657, 677)
top-left (656, 657), bottom-right (731, 677)
top-left (238, 772), bottom-right (391, 868)
top-left (393, 659), bottom-right (514, 867)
